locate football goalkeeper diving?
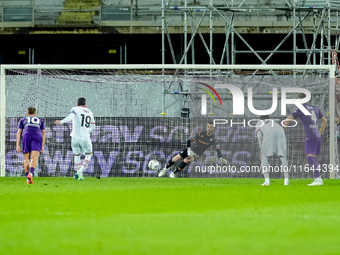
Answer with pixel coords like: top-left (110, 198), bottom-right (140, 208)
top-left (158, 122), bottom-right (228, 178)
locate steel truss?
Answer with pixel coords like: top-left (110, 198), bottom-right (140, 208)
top-left (161, 0), bottom-right (340, 68)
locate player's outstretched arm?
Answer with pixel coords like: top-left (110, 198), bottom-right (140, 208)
top-left (55, 112), bottom-right (76, 125)
top-left (16, 129), bottom-right (22, 153)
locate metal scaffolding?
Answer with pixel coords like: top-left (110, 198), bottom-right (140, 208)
top-left (161, 0), bottom-right (340, 67)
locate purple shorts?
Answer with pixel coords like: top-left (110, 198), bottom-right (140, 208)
top-left (305, 137), bottom-right (321, 155)
top-left (22, 134), bottom-right (42, 154)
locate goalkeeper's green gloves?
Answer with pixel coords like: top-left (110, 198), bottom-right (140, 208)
top-left (220, 157), bottom-right (228, 165)
top-left (188, 147), bottom-right (196, 156)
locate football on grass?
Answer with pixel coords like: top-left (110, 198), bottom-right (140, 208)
top-left (148, 160), bottom-right (160, 170)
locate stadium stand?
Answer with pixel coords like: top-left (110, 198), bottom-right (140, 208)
top-left (57, 0), bottom-right (100, 26)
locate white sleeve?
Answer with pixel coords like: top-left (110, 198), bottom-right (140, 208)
top-left (89, 113), bottom-right (95, 133)
top-left (256, 128), bottom-right (263, 149)
top-left (89, 123), bottom-right (96, 133)
top-left (60, 112), bottom-right (75, 124)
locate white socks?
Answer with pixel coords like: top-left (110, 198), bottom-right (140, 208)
top-left (78, 154), bottom-right (92, 174)
top-left (280, 156), bottom-right (289, 182)
top-left (74, 155), bottom-right (81, 172)
top-left (261, 156), bottom-right (270, 183)
top-left (262, 156), bottom-right (290, 184)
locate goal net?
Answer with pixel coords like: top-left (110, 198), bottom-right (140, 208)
top-left (0, 64), bottom-right (338, 179)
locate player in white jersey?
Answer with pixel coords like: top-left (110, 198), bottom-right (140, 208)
top-left (256, 115), bottom-right (289, 186)
top-left (55, 97), bottom-right (95, 180)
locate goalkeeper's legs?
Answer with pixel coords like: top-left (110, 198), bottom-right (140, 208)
top-left (159, 149), bottom-right (193, 177)
top-left (173, 162), bottom-right (187, 174)
top-left (158, 156), bottom-right (178, 177)
top-left (159, 151), bottom-right (184, 177)
top-left (279, 155), bottom-right (289, 185)
top-left (170, 156), bottom-right (193, 178)
top-left (166, 158), bottom-right (176, 169)
top-left (261, 156), bottom-right (270, 186)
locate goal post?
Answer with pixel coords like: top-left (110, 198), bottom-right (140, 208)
top-left (1, 65), bottom-right (5, 178)
top-left (0, 64), bottom-right (337, 178)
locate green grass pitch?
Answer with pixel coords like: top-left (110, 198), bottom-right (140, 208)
top-left (0, 177), bottom-right (339, 255)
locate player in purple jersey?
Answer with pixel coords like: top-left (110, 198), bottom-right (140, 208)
top-left (16, 107), bottom-right (46, 184)
top-left (284, 93), bottom-right (327, 186)
top-left (158, 122), bottom-right (228, 178)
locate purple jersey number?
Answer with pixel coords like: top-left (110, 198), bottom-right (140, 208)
top-left (291, 104), bottom-right (323, 139)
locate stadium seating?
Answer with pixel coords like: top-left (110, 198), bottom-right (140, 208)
top-left (56, 0), bottom-right (100, 26)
